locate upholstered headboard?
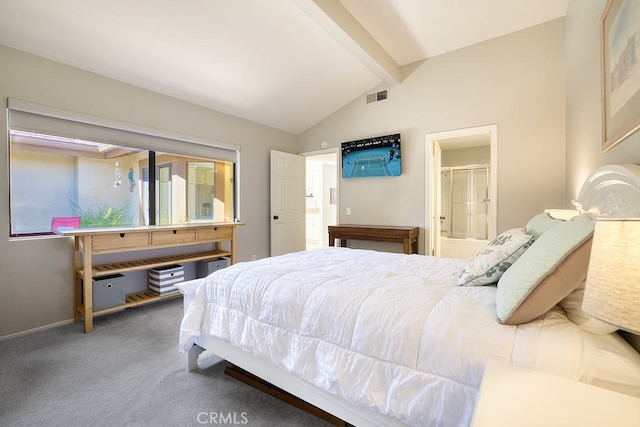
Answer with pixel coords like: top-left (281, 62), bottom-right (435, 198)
top-left (575, 164), bottom-right (640, 352)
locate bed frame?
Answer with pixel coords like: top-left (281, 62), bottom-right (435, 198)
top-left (178, 164), bottom-right (640, 426)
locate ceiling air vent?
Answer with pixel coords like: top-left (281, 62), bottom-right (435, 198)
top-left (366, 89), bottom-right (388, 104)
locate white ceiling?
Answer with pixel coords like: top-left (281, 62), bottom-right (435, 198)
top-left (0, 0), bottom-right (569, 135)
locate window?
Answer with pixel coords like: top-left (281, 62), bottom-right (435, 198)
top-left (8, 100), bottom-right (239, 237)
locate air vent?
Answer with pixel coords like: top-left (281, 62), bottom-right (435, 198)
top-left (366, 89), bottom-right (388, 104)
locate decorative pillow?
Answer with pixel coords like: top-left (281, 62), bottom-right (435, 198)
top-left (525, 212), bottom-right (564, 239)
top-left (457, 228), bottom-right (533, 286)
top-left (496, 219), bottom-right (595, 324)
top-left (559, 280), bottom-right (618, 334)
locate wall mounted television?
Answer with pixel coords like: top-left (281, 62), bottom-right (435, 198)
top-left (341, 133), bottom-right (401, 178)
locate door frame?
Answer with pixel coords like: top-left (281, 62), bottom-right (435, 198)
top-left (425, 124), bottom-right (498, 256)
top-left (300, 148), bottom-right (340, 249)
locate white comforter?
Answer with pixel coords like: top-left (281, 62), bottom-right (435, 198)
top-left (179, 247), bottom-right (639, 426)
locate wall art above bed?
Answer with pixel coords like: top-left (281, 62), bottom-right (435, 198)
top-left (601, 0), bottom-right (640, 151)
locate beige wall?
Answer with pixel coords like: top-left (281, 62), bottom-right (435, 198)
top-left (566, 0), bottom-right (640, 197)
top-left (298, 19), bottom-right (567, 252)
top-left (441, 146), bottom-right (491, 168)
top-left (0, 44), bottom-right (297, 338)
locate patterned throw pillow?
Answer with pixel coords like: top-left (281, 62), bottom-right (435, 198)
top-left (458, 228), bottom-right (534, 286)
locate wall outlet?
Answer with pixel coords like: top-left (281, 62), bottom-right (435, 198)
top-left (346, 207), bottom-right (351, 215)
top-left (251, 255), bottom-right (257, 261)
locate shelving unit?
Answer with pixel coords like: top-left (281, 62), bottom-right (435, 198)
top-left (57, 222), bottom-right (244, 333)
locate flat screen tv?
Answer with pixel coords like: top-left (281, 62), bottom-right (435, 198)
top-left (341, 133), bottom-right (401, 178)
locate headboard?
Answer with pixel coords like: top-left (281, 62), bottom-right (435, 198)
top-left (575, 164), bottom-right (640, 218)
top-left (575, 164), bottom-right (640, 352)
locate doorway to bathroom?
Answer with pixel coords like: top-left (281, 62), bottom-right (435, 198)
top-left (426, 125), bottom-right (497, 259)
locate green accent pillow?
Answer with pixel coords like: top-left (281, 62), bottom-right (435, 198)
top-left (525, 212), bottom-right (564, 239)
top-left (496, 219), bottom-right (595, 324)
top-left (458, 228), bottom-right (534, 286)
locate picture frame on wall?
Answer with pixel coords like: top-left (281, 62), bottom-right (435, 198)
top-left (601, 0), bottom-right (640, 151)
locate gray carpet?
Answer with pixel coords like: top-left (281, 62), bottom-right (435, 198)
top-left (0, 299), bottom-right (331, 427)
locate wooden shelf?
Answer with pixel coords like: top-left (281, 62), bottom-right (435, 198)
top-left (58, 222), bottom-right (244, 333)
top-left (76, 290), bottom-right (182, 317)
top-left (81, 250), bottom-right (231, 278)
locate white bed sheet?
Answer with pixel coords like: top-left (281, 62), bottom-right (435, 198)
top-left (179, 247), bottom-right (640, 426)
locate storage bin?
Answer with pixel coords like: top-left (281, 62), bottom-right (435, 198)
top-left (197, 257), bottom-right (230, 277)
top-left (148, 264), bottom-right (184, 295)
top-left (92, 274), bottom-right (126, 311)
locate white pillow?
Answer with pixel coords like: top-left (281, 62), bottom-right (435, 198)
top-left (458, 228), bottom-right (533, 286)
top-left (559, 280), bottom-right (618, 334)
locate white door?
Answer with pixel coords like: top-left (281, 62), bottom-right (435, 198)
top-left (270, 150), bottom-right (305, 256)
top-left (430, 141), bottom-right (442, 256)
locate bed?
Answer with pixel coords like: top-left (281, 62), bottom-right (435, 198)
top-left (178, 164), bottom-right (640, 426)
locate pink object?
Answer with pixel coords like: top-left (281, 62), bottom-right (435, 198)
top-left (51, 216), bottom-right (80, 231)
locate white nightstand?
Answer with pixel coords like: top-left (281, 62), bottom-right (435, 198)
top-left (472, 359), bottom-right (640, 426)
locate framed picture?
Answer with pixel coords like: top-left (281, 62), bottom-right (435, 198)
top-left (601, 0), bottom-right (640, 151)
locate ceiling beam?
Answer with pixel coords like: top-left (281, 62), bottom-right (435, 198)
top-left (291, 0), bottom-right (402, 85)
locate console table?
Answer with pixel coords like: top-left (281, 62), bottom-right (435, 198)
top-left (57, 222), bottom-right (244, 333)
top-left (328, 224), bottom-right (419, 254)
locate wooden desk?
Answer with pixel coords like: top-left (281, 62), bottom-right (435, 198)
top-left (57, 222), bottom-right (244, 333)
top-left (328, 225), bottom-right (419, 254)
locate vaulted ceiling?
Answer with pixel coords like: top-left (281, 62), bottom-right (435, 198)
top-left (0, 0), bottom-right (569, 134)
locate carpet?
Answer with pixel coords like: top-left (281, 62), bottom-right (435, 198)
top-left (0, 299), bottom-right (330, 427)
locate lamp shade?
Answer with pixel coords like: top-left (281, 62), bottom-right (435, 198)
top-left (583, 219), bottom-right (640, 334)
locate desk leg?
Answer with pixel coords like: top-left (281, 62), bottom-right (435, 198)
top-left (403, 238), bottom-right (411, 254)
top-left (339, 239), bottom-right (347, 247)
top-left (82, 240), bottom-right (93, 333)
top-left (73, 237), bottom-right (82, 324)
top-left (229, 226), bottom-right (237, 265)
top-left (328, 232), bottom-right (335, 247)
top-left (73, 276), bottom-right (82, 323)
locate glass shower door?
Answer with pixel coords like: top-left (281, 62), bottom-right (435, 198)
top-left (442, 166), bottom-right (489, 240)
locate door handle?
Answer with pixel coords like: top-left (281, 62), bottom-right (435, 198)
top-left (273, 215), bottom-right (279, 220)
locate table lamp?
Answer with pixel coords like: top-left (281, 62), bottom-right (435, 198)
top-left (583, 218), bottom-right (640, 335)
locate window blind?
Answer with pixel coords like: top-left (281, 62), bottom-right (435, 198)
top-left (8, 98), bottom-right (240, 163)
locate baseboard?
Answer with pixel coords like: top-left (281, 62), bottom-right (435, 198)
top-left (0, 319), bottom-right (74, 341)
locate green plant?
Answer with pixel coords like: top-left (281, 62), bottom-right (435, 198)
top-left (70, 201), bottom-right (133, 228)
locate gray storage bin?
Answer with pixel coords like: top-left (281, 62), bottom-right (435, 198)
top-left (197, 257), bottom-right (230, 277)
top-left (92, 274), bottom-right (126, 311)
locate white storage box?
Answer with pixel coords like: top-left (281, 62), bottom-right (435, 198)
top-left (148, 264), bottom-right (184, 295)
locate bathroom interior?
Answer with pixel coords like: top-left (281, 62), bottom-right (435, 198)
top-left (439, 142), bottom-right (492, 259)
